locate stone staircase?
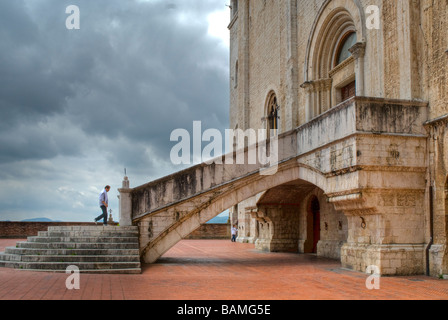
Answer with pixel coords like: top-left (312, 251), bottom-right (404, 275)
top-left (0, 226), bottom-right (141, 274)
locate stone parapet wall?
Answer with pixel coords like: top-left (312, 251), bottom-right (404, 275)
top-left (186, 224), bottom-right (231, 240)
top-left (0, 221), bottom-right (229, 241)
top-left (0, 222), bottom-right (112, 238)
top-left (341, 243), bottom-right (425, 276)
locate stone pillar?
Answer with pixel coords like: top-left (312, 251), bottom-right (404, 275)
top-left (253, 205), bottom-right (300, 253)
top-left (349, 42), bottom-right (366, 97)
top-left (239, 0), bottom-right (250, 130)
top-left (301, 81), bottom-right (313, 121)
top-left (316, 78), bottom-right (332, 113)
top-left (332, 190), bottom-right (426, 276)
top-left (118, 176), bottom-right (133, 227)
top-left (284, 0), bottom-right (299, 130)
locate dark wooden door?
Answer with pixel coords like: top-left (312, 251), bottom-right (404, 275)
top-left (341, 81), bottom-right (356, 102)
top-left (311, 198), bottom-right (321, 254)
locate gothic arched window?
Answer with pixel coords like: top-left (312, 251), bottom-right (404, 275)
top-left (335, 32), bottom-right (357, 66)
top-left (266, 93), bottom-right (279, 136)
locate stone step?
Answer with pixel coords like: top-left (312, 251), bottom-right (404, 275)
top-left (0, 253), bottom-right (140, 263)
top-left (47, 226), bottom-right (138, 232)
top-left (21, 268), bottom-right (142, 274)
top-left (38, 230), bottom-right (139, 238)
top-left (0, 260), bottom-right (141, 272)
top-left (0, 225), bottom-right (142, 274)
top-left (27, 236), bottom-right (139, 244)
top-left (16, 241), bottom-right (139, 250)
top-left (5, 247), bottom-right (140, 256)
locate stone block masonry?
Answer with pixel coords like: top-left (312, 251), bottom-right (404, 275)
top-left (0, 222), bottom-right (116, 239)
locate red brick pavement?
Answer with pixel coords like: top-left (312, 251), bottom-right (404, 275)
top-left (1, 239), bottom-right (448, 300)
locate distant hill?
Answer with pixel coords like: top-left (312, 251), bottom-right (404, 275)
top-left (21, 218), bottom-right (61, 222)
top-left (207, 216), bottom-right (229, 224)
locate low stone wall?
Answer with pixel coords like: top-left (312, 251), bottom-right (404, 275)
top-left (0, 222), bottom-right (118, 238)
top-left (186, 224), bottom-right (231, 240)
top-left (0, 222), bottom-right (230, 240)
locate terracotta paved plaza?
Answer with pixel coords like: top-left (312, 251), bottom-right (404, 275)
top-left (1, 239), bottom-right (448, 300)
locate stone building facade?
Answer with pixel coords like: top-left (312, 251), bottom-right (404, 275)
top-left (228, 0), bottom-right (447, 276)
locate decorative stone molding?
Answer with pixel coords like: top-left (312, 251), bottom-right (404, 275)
top-left (424, 114), bottom-right (448, 128)
top-left (342, 243), bottom-right (425, 276)
top-left (348, 41), bottom-right (366, 59)
top-left (328, 56), bottom-right (355, 78)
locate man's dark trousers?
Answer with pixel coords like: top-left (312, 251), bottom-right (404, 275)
top-left (95, 206), bottom-right (108, 225)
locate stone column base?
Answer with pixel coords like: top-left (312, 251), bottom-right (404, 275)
top-left (341, 243), bottom-right (425, 276)
top-left (255, 239), bottom-right (298, 253)
top-left (429, 244), bottom-right (446, 277)
top-left (298, 240), bottom-right (310, 254)
top-left (317, 240), bottom-right (344, 260)
top-left (237, 236), bottom-right (255, 244)
top-left (298, 240), bottom-right (344, 259)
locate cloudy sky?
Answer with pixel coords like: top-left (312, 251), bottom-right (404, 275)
top-left (0, 0), bottom-right (230, 222)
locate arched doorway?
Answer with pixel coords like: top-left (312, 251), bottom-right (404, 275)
top-left (305, 195), bottom-right (321, 254)
top-left (310, 196), bottom-right (321, 254)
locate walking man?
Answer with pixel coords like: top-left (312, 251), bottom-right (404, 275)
top-left (231, 225), bottom-right (238, 242)
top-left (95, 185), bottom-right (110, 226)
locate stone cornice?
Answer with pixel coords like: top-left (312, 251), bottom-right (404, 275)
top-left (329, 56), bottom-right (354, 78)
top-left (300, 163), bottom-right (427, 179)
top-left (424, 114), bottom-right (448, 127)
top-left (297, 96), bottom-right (429, 133)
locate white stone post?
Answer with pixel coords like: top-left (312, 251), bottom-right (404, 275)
top-left (118, 176), bottom-right (132, 226)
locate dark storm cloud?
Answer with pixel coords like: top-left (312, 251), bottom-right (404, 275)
top-left (0, 0), bottom-right (230, 221)
top-left (0, 0), bottom-right (229, 169)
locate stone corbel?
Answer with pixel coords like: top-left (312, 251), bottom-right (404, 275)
top-left (349, 42), bottom-right (366, 59)
top-left (327, 192), bottom-right (377, 217)
top-left (250, 210), bottom-right (272, 224)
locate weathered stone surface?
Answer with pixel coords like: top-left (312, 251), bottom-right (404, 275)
top-left (118, 0), bottom-right (447, 277)
top-left (0, 226), bottom-right (141, 274)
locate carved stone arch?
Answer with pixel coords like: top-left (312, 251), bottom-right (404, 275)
top-left (314, 10), bottom-right (357, 79)
top-left (302, 0), bottom-right (366, 120)
top-left (304, 0), bottom-right (366, 81)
